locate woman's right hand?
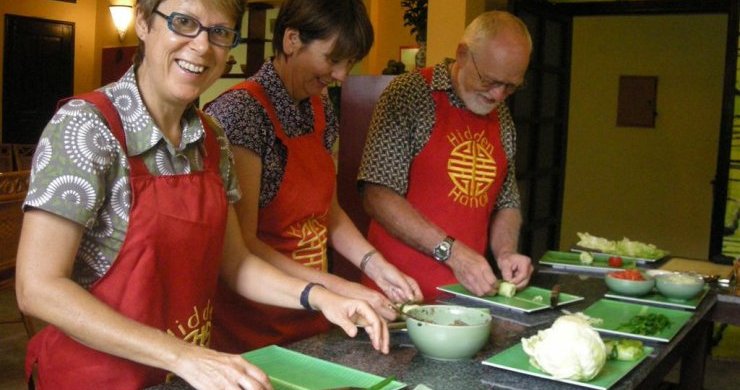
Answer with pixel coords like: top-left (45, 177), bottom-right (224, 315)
top-left (308, 286), bottom-right (390, 354)
top-left (174, 344), bottom-right (273, 390)
top-left (328, 278), bottom-right (399, 321)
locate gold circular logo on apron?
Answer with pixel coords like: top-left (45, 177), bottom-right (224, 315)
top-left (447, 129), bottom-right (497, 208)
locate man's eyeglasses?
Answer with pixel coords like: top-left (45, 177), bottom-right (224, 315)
top-left (469, 52), bottom-right (525, 94)
top-left (153, 10), bottom-right (240, 48)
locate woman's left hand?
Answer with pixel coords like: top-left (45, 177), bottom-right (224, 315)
top-left (363, 253), bottom-right (423, 304)
top-left (310, 287), bottom-right (389, 354)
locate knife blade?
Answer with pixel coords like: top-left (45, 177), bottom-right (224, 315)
top-left (367, 375), bottom-right (396, 390)
top-left (550, 284), bottom-right (561, 308)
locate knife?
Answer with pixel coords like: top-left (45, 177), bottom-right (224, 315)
top-left (367, 375), bottom-right (396, 390)
top-left (550, 284), bottom-right (561, 308)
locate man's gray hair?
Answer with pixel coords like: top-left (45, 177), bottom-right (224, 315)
top-left (461, 11), bottom-right (532, 53)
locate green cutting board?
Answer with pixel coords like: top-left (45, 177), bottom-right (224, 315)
top-left (540, 250), bottom-right (639, 272)
top-left (483, 342), bottom-right (654, 389)
top-left (604, 285), bottom-right (709, 310)
top-left (582, 299), bottom-right (693, 343)
top-left (242, 345), bottom-right (405, 390)
top-left (438, 283), bottom-right (584, 313)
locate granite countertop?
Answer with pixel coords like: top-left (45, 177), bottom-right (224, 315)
top-left (286, 271), bottom-right (717, 390)
top-left (147, 270), bottom-right (722, 390)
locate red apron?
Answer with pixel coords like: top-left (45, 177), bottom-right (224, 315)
top-left (364, 67), bottom-right (508, 301)
top-left (25, 91), bottom-right (228, 389)
top-left (211, 81), bottom-right (333, 353)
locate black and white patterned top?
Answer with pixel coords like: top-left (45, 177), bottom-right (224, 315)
top-left (205, 60), bottom-right (338, 208)
top-left (23, 66), bottom-right (241, 288)
top-left (358, 59), bottom-right (520, 210)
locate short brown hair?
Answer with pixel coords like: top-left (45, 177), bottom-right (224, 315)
top-left (132, 0), bottom-right (245, 66)
top-left (272, 0), bottom-right (374, 63)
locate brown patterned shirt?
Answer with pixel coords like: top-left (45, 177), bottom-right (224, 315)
top-left (205, 60), bottom-right (338, 208)
top-left (358, 59), bottom-right (520, 210)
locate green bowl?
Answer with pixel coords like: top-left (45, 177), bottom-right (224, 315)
top-left (605, 272), bottom-right (655, 296)
top-left (655, 272), bottom-right (705, 301)
top-left (405, 305), bottom-right (491, 361)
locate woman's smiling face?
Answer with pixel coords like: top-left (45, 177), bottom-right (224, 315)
top-left (135, 0), bottom-right (235, 107)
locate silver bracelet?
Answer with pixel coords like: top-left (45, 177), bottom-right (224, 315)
top-left (360, 249), bottom-right (378, 272)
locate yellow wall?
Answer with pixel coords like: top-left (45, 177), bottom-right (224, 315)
top-left (561, 14), bottom-right (726, 258)
top-left (365, 0), bottom-right (416, 75)
top-left (0, 0), bottom-right (135, 138)
top-left (426, 0), bottom-right (487, 65)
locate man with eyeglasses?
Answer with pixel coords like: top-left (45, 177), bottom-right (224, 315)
top-left (358, 11), bottom-right (534, 301)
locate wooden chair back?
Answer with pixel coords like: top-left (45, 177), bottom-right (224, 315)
top-left (331, 75), bottom-right (395, 281)
top-left (0, 170), bottom-right (29, 286)
top-left (0, 170), bottom-right (36, 336)
top-left (0, 144), bottom-right (13, 172)
top-left (12, 144), bottom-right (35, 171)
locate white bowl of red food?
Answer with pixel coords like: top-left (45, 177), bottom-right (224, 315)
top-left (604, 269), bottom-right (655, 296)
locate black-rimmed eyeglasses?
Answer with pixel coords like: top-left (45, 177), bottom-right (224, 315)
top-left (469, 52), bottom-right (525, 94)
top-left (153, 9), bottom-right (240, 48)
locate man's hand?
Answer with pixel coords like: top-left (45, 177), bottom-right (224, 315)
top-left (446, 241), bottom-right (497, 296)
top-left (496, 252), bottom-right (533, 288)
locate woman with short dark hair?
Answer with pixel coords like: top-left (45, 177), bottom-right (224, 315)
top-left (205, 0), bottom-right (422, 353)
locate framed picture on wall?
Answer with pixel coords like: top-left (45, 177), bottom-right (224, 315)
top-left (54, 0), bottom-right (76, 3)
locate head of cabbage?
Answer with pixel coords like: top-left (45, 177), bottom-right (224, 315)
top-left (521, 314), bottom-right (606, 381)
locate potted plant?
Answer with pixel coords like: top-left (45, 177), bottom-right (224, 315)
top-left (401, 0), bottom-right (428, 68)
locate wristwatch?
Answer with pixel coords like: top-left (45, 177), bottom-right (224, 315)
top-left (432, 236), bottom-right (455, 262)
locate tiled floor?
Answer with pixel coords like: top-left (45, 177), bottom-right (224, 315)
top-left (1, 288), bottom-right (738, 389)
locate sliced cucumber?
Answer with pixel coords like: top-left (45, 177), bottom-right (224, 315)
top-left (498, 281), bottom-right (517, 297)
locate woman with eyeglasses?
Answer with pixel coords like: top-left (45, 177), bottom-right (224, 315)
top-left (204, 0), bottom-right (423, 353)
top-left (16, 1), bottom-right (388, 389)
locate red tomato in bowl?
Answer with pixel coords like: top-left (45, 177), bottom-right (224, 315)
top-left (609, 269), bottom-right (643, 281)
top-left (608, 256), bottom-right (623, 267)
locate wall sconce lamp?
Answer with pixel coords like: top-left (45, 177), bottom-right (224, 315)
top-left (109, 5), bottom-right (133, 42)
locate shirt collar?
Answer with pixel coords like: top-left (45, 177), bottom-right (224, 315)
top-left (431, 58), bottom-right (466, 108)
top-left (103, 66), bottom-right (205, 156)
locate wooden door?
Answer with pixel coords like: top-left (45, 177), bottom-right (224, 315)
top-left (2, 15), bottom-right (74, 144)
top-left (508, 1), bottom-right (572, 261)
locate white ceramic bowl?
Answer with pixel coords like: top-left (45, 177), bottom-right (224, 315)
top-left (655, 272), bottom-right (705, 301)
top-left (405, 305), bottom-right (491, 361)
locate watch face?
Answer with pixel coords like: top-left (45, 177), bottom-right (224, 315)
top-left (434, 241), bottom-right (451, 261)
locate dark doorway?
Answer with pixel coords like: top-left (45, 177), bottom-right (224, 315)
top-left (508, 1), bottom-right (572, 261)
top-left (2, 15), bottom-right (74, 144)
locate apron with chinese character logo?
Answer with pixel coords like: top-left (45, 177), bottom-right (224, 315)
top-left (211, 81), bottom-right (333, 353)
top-left (364, 67), bottom-right (508, 301)
top-left (25, 91), bottom-right (227, 389)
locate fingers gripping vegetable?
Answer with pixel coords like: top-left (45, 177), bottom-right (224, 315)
top-left (521, 314), bottom-right (607, 381)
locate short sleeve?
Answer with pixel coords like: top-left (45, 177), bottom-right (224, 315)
top-left (200, 112), bottom-right (241, 204)
top-left (494, 104), bottom-right (521, 210)
top-left (357, 72), bottom-right (434, 195)
top-left (23, 99), bottom-right (121, 228)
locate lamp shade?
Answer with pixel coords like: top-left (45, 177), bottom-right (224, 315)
top-left (109, 5), bottom-right (133, 41)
